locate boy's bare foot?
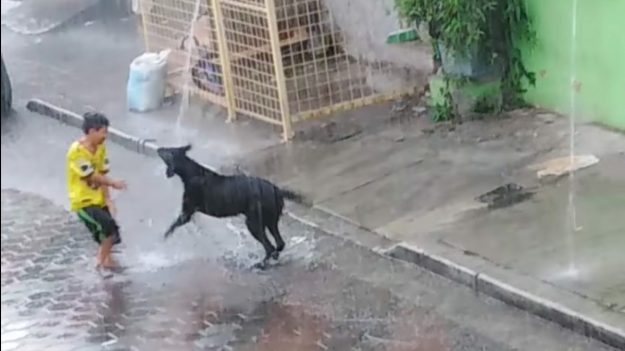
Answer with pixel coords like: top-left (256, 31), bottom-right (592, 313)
top-left (102, 257), bottom-right (117, 269)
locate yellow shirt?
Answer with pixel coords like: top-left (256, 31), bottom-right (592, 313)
top-left (66, 141), bottom-right (110, 211)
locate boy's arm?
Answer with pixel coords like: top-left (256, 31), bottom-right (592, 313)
top-left (68, 152), bottom-right (126, 189)
top-left (99, 148), bottom-right (122, 217)
top-left (87, 173), bottom-right (126, 189)
top-left (94, 146), bottom-right (124, 190)
top-left (103, 184), bottom-right (112, 201)
top-left (102, 185), bottom-right (117, 216)
top-left (97, 148), bottom-right (119, 214)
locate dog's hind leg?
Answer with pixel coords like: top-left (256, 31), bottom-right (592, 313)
top-left (267, 219), bottom-right (285, 254)
top-left (245, 213), bottom-right (276, 269)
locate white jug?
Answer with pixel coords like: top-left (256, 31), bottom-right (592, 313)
top-left (127, 50), bottom-right (170, 112)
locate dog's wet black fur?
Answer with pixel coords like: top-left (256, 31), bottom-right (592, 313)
top-left (157, 145), bottom-right (305, 269)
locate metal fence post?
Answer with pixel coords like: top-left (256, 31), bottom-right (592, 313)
top-left (265, 0), bottom-right (293, 141)
top-left (211, 0), bottom-right (237, 122)
top-left (137, 0), bottom-right (151, 51)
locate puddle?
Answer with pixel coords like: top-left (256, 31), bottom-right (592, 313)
top-left (127, 250), bottom-right (197, 273)
top-left (0, 341), bottom-right (20, 351)
top-left (0, 1), bottom-right (20, 17)
top-left (3, 321), bottom-right (38, 332)
top-left (289, 236), bottom-right (307, 246)
top-left (2, 330), bottom-right (29, 342)
top-left (196, 323), bottom-right (241, 348)
top-left (477, 183), bottom-right (535, 209)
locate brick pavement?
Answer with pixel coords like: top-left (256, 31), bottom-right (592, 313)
top-left (1, 189), bottom-right (280, 351)
top-left (0, 189), bottom-right (469, 351)
top-left (0, 189), bottom-right (253, 351)
top-left (1, 189), bottom-right (122, 350)
top-left (0, 189), bottom-right (444, 351)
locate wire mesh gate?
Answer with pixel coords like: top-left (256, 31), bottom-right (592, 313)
top-left (138, 0), bottom-right (420, 140)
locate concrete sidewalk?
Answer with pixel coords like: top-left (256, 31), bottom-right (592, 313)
top-left (1, 0), bottom-right (132, 35)
top-left (6, 8), bottom-right (625, 347)
top-left (240, 107), bottom-right (625, 332)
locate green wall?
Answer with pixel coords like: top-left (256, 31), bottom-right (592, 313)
top-left (523, 0), bottom-right (625, 130)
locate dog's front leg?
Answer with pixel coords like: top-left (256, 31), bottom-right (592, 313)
top-left (164, 211), bottom-right (193, 239)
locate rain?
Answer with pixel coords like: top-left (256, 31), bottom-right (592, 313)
top-left (2, 0), bottom-right (624, 350)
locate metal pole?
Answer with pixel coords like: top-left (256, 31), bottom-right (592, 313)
top-left (211, 0), bottom-right (237, 122)
top-left (265, 0), bottom-right (293, 141)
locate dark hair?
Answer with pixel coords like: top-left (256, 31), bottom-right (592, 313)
top-left (82, 112), bottom-right (110, 134)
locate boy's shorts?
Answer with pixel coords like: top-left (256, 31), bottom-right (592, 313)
top-left (76, 205), bottom-right (121, 245)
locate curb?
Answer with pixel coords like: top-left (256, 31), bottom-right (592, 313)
top-left (27, 98), bottom-right (625, 350)
top-left (386, 243), bottom-right (625, 350)
top-left (26, 99), bottom-right (159, 157)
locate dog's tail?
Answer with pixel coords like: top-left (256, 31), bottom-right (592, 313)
top-left (280, 188), bottom-right (311, 206)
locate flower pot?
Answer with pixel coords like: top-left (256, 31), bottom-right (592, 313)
top-left (437, 42), bottom-right (495, 78)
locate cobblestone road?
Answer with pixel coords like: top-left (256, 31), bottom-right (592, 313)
top-left (0, 189), bottom-right (480, 351)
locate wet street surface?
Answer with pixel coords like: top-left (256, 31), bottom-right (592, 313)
top-left (1, 112), bottom-right (616, 350)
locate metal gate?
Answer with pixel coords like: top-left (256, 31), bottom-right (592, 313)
top-left (138, 0), bottom-right (421, 140)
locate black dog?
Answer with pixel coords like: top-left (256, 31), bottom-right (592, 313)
top-left (157, 145), bottom-right (305, 269)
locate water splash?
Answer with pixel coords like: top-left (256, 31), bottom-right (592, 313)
top-left (129, 250), bottom-right (197, 273)
top-left (566, 0), bottom-right (580, 275)
top-left (550, 263), bottom-right (583, 281)
top-left (562, 264), bottom-right (580, 279)
top-left (176, 0), bottom-right (202, 134)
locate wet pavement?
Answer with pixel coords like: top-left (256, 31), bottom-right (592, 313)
top-left (1, 0), bottom-right (130, 35)
top-left (2, 8), bottom-right (623, 350)
top-left (2, 109), bottom-right (618, 350)
top-left (238, 105), bottom-right (625, 331)
top-left (426, 155), bottom-right (625, 311)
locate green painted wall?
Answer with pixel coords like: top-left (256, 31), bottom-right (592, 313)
top-left (523, 0), bottom-right (625, 130)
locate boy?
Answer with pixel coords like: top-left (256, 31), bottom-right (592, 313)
top-left (66, 112), bottom-right (126, 268)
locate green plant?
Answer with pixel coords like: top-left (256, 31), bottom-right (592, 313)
top-left (396, 0), bottom-right (536, 111)
top-left (430, 76), bottom-right (456, 122)
top-left (473, 96), bottom-right (497, 114)
top-left (396, 0), bottom-right (495, 57)
top-left (490, 0), bottom-right (537, 108)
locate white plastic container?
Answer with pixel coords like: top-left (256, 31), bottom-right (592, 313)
top-left (126, 50), bottom-right (170, 112)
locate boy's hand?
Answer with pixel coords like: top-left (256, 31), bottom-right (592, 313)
top-left (111, 179), bottom-right (127, 190)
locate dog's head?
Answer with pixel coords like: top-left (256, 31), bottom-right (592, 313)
top-left (157, 144), bottom-right (192, 178)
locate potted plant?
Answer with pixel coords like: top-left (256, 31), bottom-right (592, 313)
top-left (396, 0), bottom-right (536, 116)
top-left (397, 0), bottom-right (498, 77)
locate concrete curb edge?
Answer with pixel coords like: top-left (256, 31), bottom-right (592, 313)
top-left (26, 99), bottom-right (159, 157)
top-left (385, 243), bottom-right (625, 350)
top-left (27, 98), bottom-right (625, 350)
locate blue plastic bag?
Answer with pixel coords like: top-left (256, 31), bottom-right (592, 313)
top-left (127, 50), bottom-right (169, 112)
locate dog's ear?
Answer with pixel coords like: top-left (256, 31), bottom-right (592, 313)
top-left (183, 144), bottom-right (192, 153)
top-left (166, 167), bottom-right (176, 178)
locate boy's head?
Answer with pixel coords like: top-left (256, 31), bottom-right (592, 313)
top-left (82, 112), bottom-right (109, 145)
